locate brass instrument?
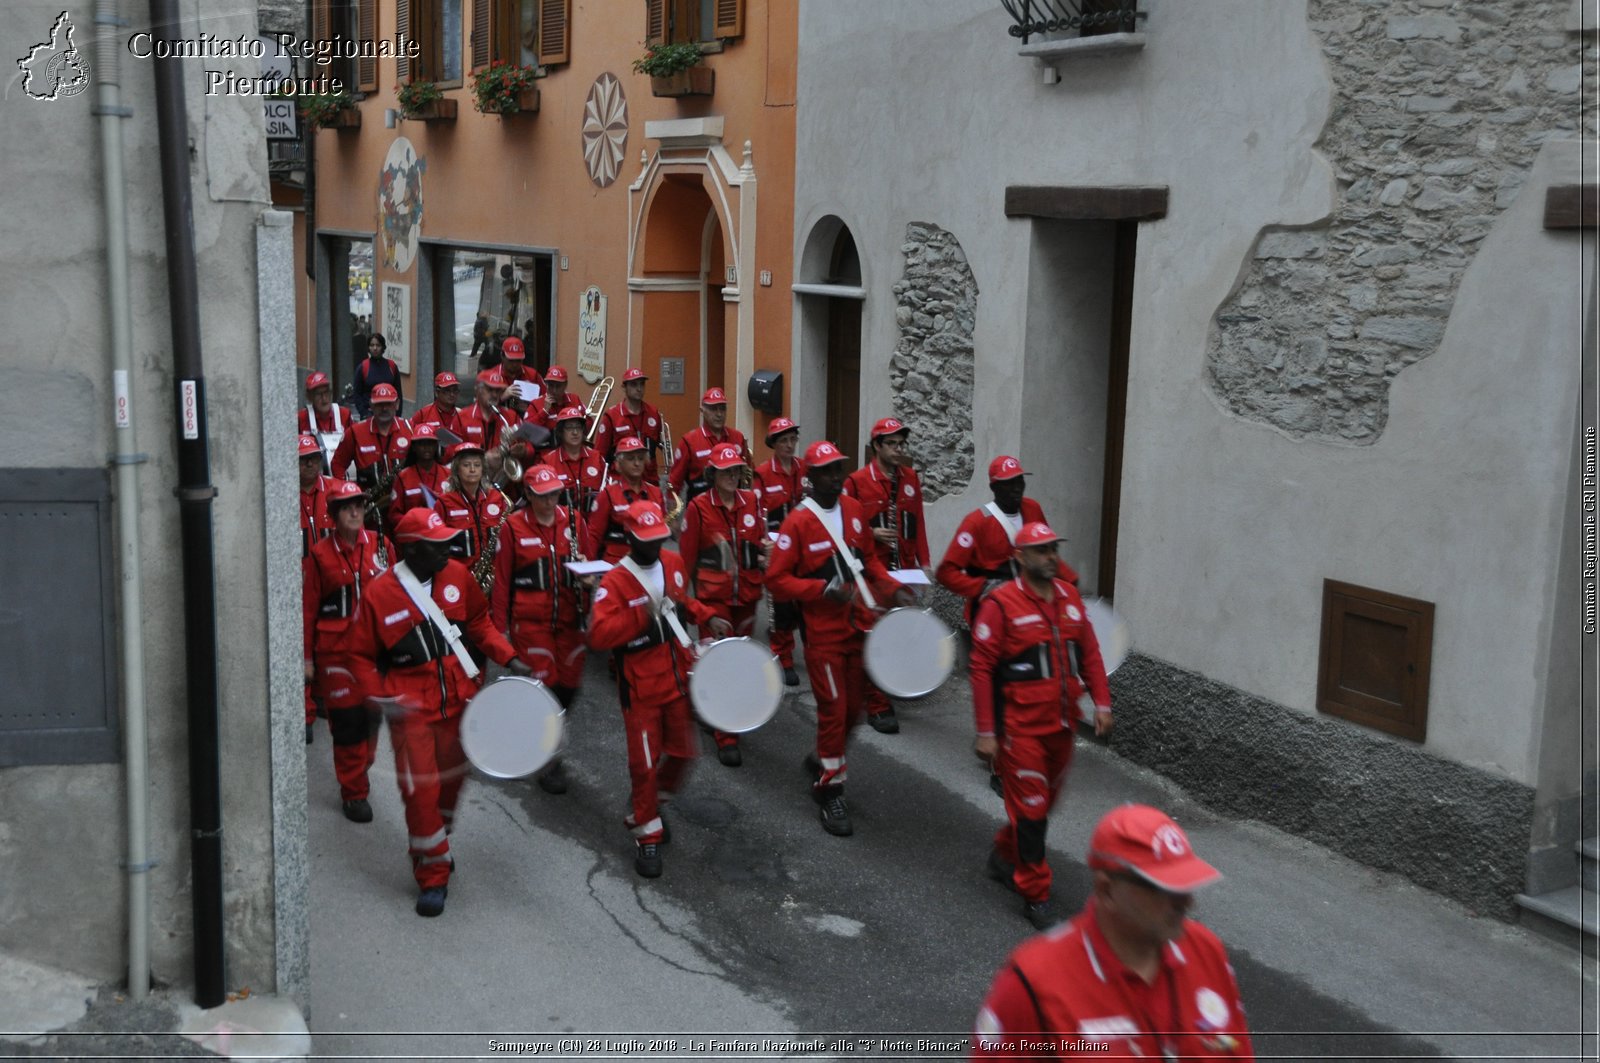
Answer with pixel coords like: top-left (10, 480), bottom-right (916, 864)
top-left (364, 458), bottom-right (400, 531)
top-left (583, 375), bottom-right (615, 444)
top-left (660, 419), bottom-right (686, 525)
top-left (472, 503), bottom-right (512, 593)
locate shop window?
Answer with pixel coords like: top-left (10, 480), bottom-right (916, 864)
top-left (645, 0), bottom-right (743, 45)
top-left (473, 0), bottom-right (568, 70)
top-left (398, 0), bottom-right (464, 85)
top-left (435, 247), bottom-right (554, 378)
top-left (1317, 579), bottom-right (1434, 743)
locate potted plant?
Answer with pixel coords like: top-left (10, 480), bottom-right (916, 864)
top-left (471, 61), bottom-right (542, 116)
top-left (397, 78), bottom-right (456, 121)
top-left (632, 41), bottom-right (713, 98)
top-left (297, 90), bottom-right (360, 130)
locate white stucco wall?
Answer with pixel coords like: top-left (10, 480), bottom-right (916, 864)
top-left (794, 0), bottom-right (1583, 785)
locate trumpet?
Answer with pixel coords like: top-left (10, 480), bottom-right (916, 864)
top-left (583, 375), bottom-right (615, 444)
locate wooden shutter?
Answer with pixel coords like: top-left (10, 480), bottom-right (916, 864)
top-left (712, 0), bottom-right (742, 40)
top-left (313, 0), bottom-right (329, 45)
top-left (472, 0), bottom-right (491, 68)
top-left (537, 0), bottom-right (569, 65)
top-left (357, 0), bottom-right (378, 91)
top-left (396, 0), bottom-right (412, 81)
top-left (645, 0), bottom-right (665, 45)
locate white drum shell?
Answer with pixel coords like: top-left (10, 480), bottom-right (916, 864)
top-left (461, 676), bottom-right (566, 779)
top-left (689, 637), bottom-right (784, 734)
top-left (864, 607), bottom-right (956, 700)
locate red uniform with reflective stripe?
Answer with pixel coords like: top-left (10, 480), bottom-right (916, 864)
top-left (587, 480), bottom-right (665, 564)
top-left (299, 476), bottom-right (335, 558)
top-left (331, 418), bottom-right (412, 483)
top-left (753, 457), bottom-right (806, 528)
top-left (433, 486), bottom-right (511, 574)
top-left (593, 401), bottom-right (665, 480)
top-left (490, 507), bottom-right (592, 687)
top-left (670, 426), bottom-right (751, 497)
top-left (389, 463), bottom-right (450, 522)
top-left (936, 499), bottom-right (1049, 618)
top-left (541, 446), bottom-right (606, 514)
top-left (411, 402), bottom-right (465, 438)
top-left (679, 488), bottom-right (767, 614)
top-left (843, 460), bottom-right (929, 569)
top-left (969, 577), bottom-right (1110, 737)
top-left (458, 403), bottom-right (520, 451)
top-left (972, 901), bottom-right (1254, 1061)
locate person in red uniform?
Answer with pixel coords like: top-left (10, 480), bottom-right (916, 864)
top-left (752, 417), bottom-right (806, 687)
top-left (937, 455), bottom-right (1051, 628)
top-left (669, 387), bottom-right (751, 502)
top-left (970, 520), bottom-right (1112, 929)
top-left (679, 443), bottom-right (771, 767)
top-left (331, 382), bottom-right (412, 494)
top-left (459, 369), bottom-right (520, 453)
top-left (541, 403), bottom-right (606, 522)
top-left (767, 441), bottom-right (912, 837)
top-left (411, 371), bottom-right (466, 439)
top-left (497, 335), bottom-right (545, 394)
top-left (304, 481), bottom-right (395, 820)
top-left (593, 368), bottom-right (666, 482)
top-left (843, 416), bottom-right (930, 735)
top-left (587, 502), bottom-right (727, 878)
top-left (434, 441), bottom-right (512, 578)
top-left (971, 804), bottom-right (1254, 1061)
top-left (298, 371), bottom-right (352, 473)
top-left (587, 436), bottom-right (664, 566)
top-left (388, 422), bottom-right (450, 524)
top-left (344, 508), bottom-right (529, 916)
top-left (298, 433), bottom-right (336, 740)
top-left (491, 464), bottom-right (594, 795)
top-left (542, 365), bottom-right (573, 420)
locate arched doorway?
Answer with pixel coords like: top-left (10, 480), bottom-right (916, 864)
top-left (795, 216), bottom-right (865, 468)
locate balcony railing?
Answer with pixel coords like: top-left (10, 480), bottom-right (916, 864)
top-left (1001, 0), bottom-right (1145, 44)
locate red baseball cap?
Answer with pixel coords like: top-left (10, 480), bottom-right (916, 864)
top-left (988, 455), bottom-right (1027, 482)
top-left (324, 480), bottom-right (365, 514)
top-left (477, 369), bottom-right (507, 389)
top-left (870, 417), bottom-right (908, 442)
top-left (544, 365), bottom-right (568, 383)
top-left (626, 501), bottom-right (671, 541)
top-left (803, 440), bottom-right (846, 467)
top-left (370, 383), bottom-right (399, 404)
top-left (434, 371), bottom-right (459, 388)
top-left (708, 443), bottom-right (745, 470)
top-left (1087, 805), bottom-right (1221, 893)
top-left (298, 433), bottom-right (322, 458)
top-left (614, 435), bottom-right (646, 454)
top-left (702, 387), bottom-right (728, 406)
top-left (523, 464), bottom-right (565, 496)
top-left (305, 371), bottom-right (331, 392)
top-left (1014, 521), bottom-right (1063, 548)
top-left (501, 337), bottom-right (526, 360)
top-left (622, 368), bottom-right (648, 383)
top-left (764, 417), bottom-right (799, 443)
top-left (552, 403), bottom-right (588, 426)
top-left (394, 509), bottom-right (464, 544)
top-left (409, 423), bottom-right (439, 442)
top-left (447, 440), bottom-right (486, 461)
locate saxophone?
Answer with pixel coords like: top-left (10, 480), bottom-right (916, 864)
top-left (472, 497), bottom-right (512, 593)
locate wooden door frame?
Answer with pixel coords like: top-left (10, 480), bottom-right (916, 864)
top-left (1096, 220), bottom-right (1135, 601)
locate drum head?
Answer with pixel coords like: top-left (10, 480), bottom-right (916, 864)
top-left (689, 637), bottom-right (784, 734)
top-left (865, 607), bottom-right (956, 700)
top-left (461, 676), bottom-right (565, 779)
top-left (1084, 597), bottom-right (1132, 675)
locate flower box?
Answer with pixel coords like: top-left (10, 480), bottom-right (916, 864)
top-left (650, 67), bottom-right (714, 98)
top-left (325, 108), bottom-right (362, 130)
top-left (413, 98), bottom-right (458, 122)
top-left (510, 87), bottom-right (541, 114)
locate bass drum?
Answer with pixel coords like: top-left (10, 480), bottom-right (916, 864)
top-left (865, 607), bottom-right (956, 699)
top-left (1084, 597), bottom-right (1132, 675)
top-left (461, 676), bottom-right (566, 779)
top-left (689, 637), bottom-right (785, 734)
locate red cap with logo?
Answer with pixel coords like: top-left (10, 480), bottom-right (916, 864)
top-left (701, 387), bottom-right (728, 406)
top-left (305, 371), bottom-right (331, 392)
top-left (552, 403), bottom-right (588, 427)
top-left (1087, 805), bottom-right (1221, 893)
top-left (409, 423), bottom-right (439, 443)
top-left (370, 383), bottom-right (399, 404)
top-left (1014, 521), bottom-right (1063, 548)
top-left (870, 417), bottom-right (909, 442)
top-left (501, 337), bottom-right (526, 361)
top-left (394, 509), bottom-right (465, 544)
top-left (543, 365), bottom-right (568, 383)
top-left (324, 480), bottom-right (365, 514)
top-left (477, 369), bottom-right (507, 389)
top-left (622, 368), bottom-right (648, 383)
top-left (764, 417), bottom-right (799, 444)
top-left (434, 371), bottom-right (459, 388)
top-left (298, 433), bottom-right (322, 458)
top-left (708, 443), bottom-right (745, 470)
top-left (614, 435), bottom-right (646, 454)
top-left (803, 440), bottom-right (846, 468)
top-left (447, 440), bottom-right (486, 461)
top-left (626, 501), bottom-right (671, 542)
top-left (988, 455), bottom-right (1027, 482)
top-left (523, 464), bottom-right (566, 496)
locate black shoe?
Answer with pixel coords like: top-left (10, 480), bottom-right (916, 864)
top-left (717, 744), bottom-right (742, 767)
top-left (819, 795), bottom-right (854, 837)
top-left (989, 771), bottom-right (1004, 797)
top-left (986, 850), bottom-right (1016, 891)
top-left (783, 667), bottom-right (800, 687)
top-left (415, 886), bottom-right (448, 917)
top-left (537, 761), bottom-right (569, 795)
top-left (306, 723), bottom-right (316, 745)
top-left (1023, 898), bottom-right (1060, 931)
top-left (342, 798), bottom-right (373, 823)
top-left (868, 709), bottom-right (900, 734)
top-left (635, 842), bottom-right (663, 878)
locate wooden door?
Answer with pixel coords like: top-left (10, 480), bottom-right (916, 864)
top-left (1096, 221), bottom-right (1135, 601)
top-left (825, 298), bottom-right (862, 470)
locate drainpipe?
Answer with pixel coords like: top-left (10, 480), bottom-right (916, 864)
top-left (149, 0), bottom-right (226, 1009)
top-left (94, 0), bottom-right (150, 1002)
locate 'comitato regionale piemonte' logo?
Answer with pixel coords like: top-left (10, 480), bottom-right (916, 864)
top-left (18, 11), bottom-right (92, 101)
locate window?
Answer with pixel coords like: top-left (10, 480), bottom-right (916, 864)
top-left (310, 0), bottom-right (367, 93)
top-left (1317, 579), bottom-right (1435, 742)
top-left (645, 0), bottom-right (743, 45)
top-left (398, 0), bottom-right (464, 84)
top-left (472, 0), bottom-right (568, 71)
top-left (435, 247), bottom-right (554, 378)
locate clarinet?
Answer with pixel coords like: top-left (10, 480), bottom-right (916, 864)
top-left (888, 467), bottom-right (901, 571)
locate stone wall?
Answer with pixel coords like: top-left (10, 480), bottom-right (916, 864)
top-left (891, 222), bottom-right (977, 500)
top-left (1206, 0), bottom-right (1590, 443)
top-left (257, 0), bottom-right (306, 36)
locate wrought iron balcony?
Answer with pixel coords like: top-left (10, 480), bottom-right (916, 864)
top-left (1001, 0), bottom-right (1145, 44)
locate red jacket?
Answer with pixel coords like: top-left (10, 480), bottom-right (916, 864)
top-left (679, 488), bottom-right (767, 609)
top-left (766, 497), bottom-right (899, 651)
top-left (969, 577), bottom-right (1110, 738)
top-left (331, 418), bottom-right (412, 485)
top-left (587, 551), bottom-right (715, 708)
top-left (490, 507), bottom-right (592, 633)
top-left (299, 476), bottom-right (335, 558)
top-left (343, 560), bottom-right (516, 719)
top-left (670, 425), bottom-right (751, 497)
top-left (752, 456), bottom-right (807, 531)
top-left (843, 461), bottom-right (929, 568)
top-left (593, 401), bottom-right (665, 479)
top-left (411, 402), bottom-right (465, 438)
top-left (434, 486), bottom-right (512, 574)
top-left (458, 402), bottom-right (520, 452)
top-left (298, 404), bottom-right (352, 436)
top-left (389, 463), bottom-right (450, 523)
top-left (541, 446), bottom-right (606, 513)
top-left (936, 499), bottom-right (1049, 607)
top-left (302, 530), bottom-right (391, 660)
top-left (587, 479), bottom-right (665, 564)
top-left (972, 900), bottom-right (1254, 1061)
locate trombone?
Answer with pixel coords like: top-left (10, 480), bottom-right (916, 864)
top-left (583, 375), bottom-right (615, 444)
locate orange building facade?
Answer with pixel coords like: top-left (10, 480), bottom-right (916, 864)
top-left (301, 0), bottom-right (798, 449)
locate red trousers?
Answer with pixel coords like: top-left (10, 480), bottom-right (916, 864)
top-left (700, 598), bottom-right (757, 749)
top-left (806, 641), bottom-right (868, 794)
top-left (992, 729), bottom-right (1076, 902)
top-left (768, 599), bottom-right (801, 669)
top-left (316, 653), bottom-right (379, 801)
top-left (388, 709), bottom-right (468, 889)
top-left (509, 617), bottom-right (587, 687)
top-left (621, 694), bottom-right (696, 844)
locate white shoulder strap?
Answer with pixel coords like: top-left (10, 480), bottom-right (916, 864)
top-left (984, 503), bottom-right (1018, 545)
top-left (798, 498), bottom-right (878, 610)
top-left (617, 557), bottom-right (692, 648)
top-left (392, 562), bottom-right (480, 679)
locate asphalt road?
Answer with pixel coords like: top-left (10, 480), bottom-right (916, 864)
top-left (306, 649), bottom-right (1591, 1063)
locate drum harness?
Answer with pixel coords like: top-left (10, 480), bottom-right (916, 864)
top-left (614, 557), bottom-right (696, 701)
top-left (798, 498), bottom-right (880, 633)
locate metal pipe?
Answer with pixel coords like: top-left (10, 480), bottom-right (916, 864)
top-left (95, 0), bottom-right (151, 1002)
top-left (148, 0), bottom-right (226, 1009)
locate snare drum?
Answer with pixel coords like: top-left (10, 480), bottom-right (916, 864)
top-left (1083, 597), bottom-right (1132, 675)
top-left (864, 607), bottom-right (956, 699)
top-left (461, 676), bottom-right (566, 779)
top-left (689, 637), bottom-right (784, 734)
